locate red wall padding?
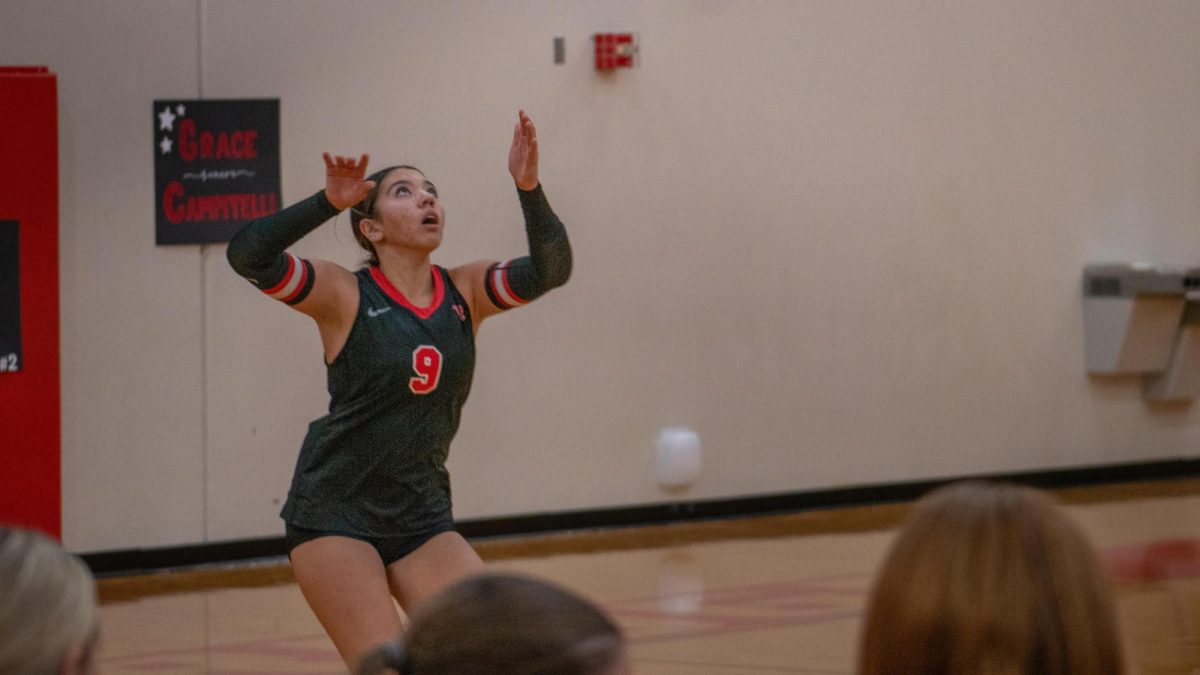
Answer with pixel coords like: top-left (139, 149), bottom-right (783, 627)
top-left (0, 66), bottom-right (61, 538)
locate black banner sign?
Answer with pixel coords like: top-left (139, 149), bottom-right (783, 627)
top-left (0, 221), bottom-right (21, 373)
top-left (154, 99), bottom-right (280, 245)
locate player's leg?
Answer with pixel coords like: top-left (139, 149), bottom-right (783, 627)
top-left (385, 531), bottom-right (485, 611)
top-left (289, 535), bottom-right (404, 672)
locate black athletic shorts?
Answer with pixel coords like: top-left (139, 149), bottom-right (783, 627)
top-left (285, 521), bottom-right (456, 566)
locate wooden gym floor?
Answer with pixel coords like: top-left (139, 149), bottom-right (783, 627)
top-left (94, 478), bottom-right (1200, 674)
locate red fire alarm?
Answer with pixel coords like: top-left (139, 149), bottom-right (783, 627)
top-left (594, 33), bottom-right (638, 70)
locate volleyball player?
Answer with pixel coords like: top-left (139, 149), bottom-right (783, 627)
top-left (226, 110), bottom-right (571, 670)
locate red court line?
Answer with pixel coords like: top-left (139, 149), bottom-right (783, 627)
top-left (99, 632), bottom-right (335, 666)
top-left (610, 539), bottom-right (1200, 645)
top-left (610, 576), bottom-right (872, 645)
top-left (1105, 537), bottom-right (1200, 583)
top-left (620, 609), bottom-right (864, 645)
top-left (612, 573), bottom-right (871, 607)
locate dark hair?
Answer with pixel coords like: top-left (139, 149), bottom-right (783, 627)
top-left (858, 481), bottom-right (1127, 675)
top-left (356, 641), bottom-right (407, 675)
top-left (357, 572), bottom-right (626, 675)
top-left (349, 165), bottom-right (422, 267)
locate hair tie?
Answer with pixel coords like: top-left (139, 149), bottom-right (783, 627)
top-left (355, 641), bottom-right (408, 675)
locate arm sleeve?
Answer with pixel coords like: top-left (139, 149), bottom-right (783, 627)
top-left (225, 190), bottom-right (341, 305)
top-left (483, 183), bottom-right (573, 310)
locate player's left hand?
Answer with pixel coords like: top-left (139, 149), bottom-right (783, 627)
top-left (508, 109), bottom-right (539, 191)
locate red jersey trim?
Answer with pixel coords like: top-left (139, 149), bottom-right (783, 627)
top-left (369, 265), bottom-right (444, 320)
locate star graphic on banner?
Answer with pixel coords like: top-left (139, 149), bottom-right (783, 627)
top-left (176, 104), bottom-right (186, 116)
top-left (160, 136), bottom-right (173, 155)
top-left (158, 105), bottom-right (177, 132)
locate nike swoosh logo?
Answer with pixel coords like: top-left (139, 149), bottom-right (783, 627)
top-left (367, 306), bottom-right (392, 318)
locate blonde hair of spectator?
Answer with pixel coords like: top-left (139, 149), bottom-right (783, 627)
top-left (0, 527), bottom-right (100, 675)
top-left (858, 481), bottom-right (1127, 675)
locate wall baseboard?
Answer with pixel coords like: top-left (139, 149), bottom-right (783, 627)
top-left (81, 458), bottom-right (1200, 576)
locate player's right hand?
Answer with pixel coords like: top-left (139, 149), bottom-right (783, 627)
top-left (323, 153), bottom-right (376, 211)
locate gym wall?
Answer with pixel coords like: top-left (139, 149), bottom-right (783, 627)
top-left (1, 0), bottom-right (1197, 554)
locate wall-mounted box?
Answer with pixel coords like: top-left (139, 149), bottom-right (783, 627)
top-left (1144, 299), bottom-right (1200, 402)
top-left (1082, 263), bottom-right (1195, 374)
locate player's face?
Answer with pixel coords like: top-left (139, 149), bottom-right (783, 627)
top-left (371, 167), bottom-right (445, 252)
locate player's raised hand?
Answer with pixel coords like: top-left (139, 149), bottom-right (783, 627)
top-left (323, 153), bottom-right (376, 211)
top-left (507, 110), bottom-right (539, 191)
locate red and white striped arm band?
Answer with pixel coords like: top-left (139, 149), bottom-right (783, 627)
top-left (260, 253), bottom-right (315, 306)
top-left (484, 259), bottom-right (532, 310)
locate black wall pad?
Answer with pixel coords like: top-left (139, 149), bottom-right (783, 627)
top-left (81, 458), bottom-right (1200, 576)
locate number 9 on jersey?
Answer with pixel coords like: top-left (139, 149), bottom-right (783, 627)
top-left (409, 345), bottom-right (443, 395)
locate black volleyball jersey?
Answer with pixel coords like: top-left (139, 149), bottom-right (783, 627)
top-left (281, 265), bottom-right (475, 536)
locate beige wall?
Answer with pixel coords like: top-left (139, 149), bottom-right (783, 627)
top-left (2, 0), bottom-right (1198, 553)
